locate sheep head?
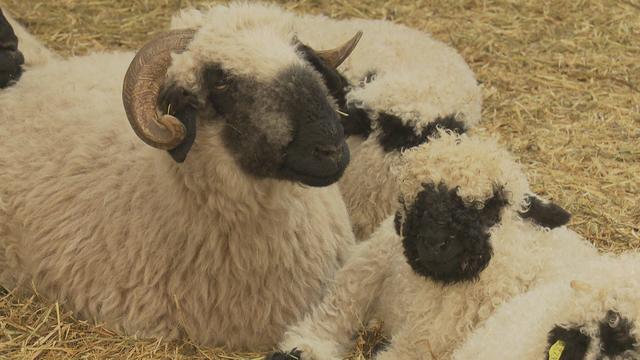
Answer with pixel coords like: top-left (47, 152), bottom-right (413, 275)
top-left (123, 23), bottom-right (362, 187)
top-left (393, 132), bottom-right (526, 283)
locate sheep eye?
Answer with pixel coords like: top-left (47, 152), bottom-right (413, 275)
top-left (213, 77), bottom-right (233, 92)
top-left (214, 83), bottom-right (229, 91)
top-left (204, 65), bottom-right (233, 94)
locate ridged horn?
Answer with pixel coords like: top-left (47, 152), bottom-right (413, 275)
top-left (316, 31), bottom-right (363, 69)
top-left (122, 29), bottom-right (197, 150)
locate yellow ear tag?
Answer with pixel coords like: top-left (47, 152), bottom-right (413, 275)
top-left (548, 340), bottom-right (565, 360)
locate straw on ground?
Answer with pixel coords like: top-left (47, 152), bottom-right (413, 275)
top-left (0, 0), bottom-right (638, 359)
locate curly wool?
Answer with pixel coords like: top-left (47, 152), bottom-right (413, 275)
top-left (452, 254), bottom-right (640, 360)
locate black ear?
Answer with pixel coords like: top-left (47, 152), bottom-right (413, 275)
top-left (546, 325), bottom-right (590, 360)
top-left (158, 84), bottom-right (198, 163)
top-left (519, 195), bottom-right (571, 229)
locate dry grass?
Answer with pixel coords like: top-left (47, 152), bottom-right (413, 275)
top-left (0, 0), bottom-right (638, 358)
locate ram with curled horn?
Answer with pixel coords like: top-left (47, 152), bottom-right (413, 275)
top-left (0, 3), bottom-right (362, 349)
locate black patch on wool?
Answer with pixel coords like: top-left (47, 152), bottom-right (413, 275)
top-left (0, 8), bottom-right (23, 88)
top-left (158, 82), bottom-right (200, 163)
top-left (265, 348), bottom-right (302, 360)
top-left (519, 195), bottom-right (571, 229)
top-left (546, 325), bottom-right (590, 360)
top-left (377, 113), bottom-right (466, 153)
top-left (599, 310), bottom-right (636, 357)
top-left (400, 182), bottom-right (508, 284)
top-left (342, 105), bottom-right (372, 138)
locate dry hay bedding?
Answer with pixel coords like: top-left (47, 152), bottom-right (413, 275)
top-left (0, 0), bottom-right (638, 359)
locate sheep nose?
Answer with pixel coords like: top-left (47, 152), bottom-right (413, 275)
top-left (313, 144), bottom-right (343, 163)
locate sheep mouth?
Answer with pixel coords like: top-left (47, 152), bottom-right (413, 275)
top-left (419, 253), bottom-right (491, 284)
top-left (280, 141), bottom-right (350, 187)
top-left (281, 165), bottom-right (347, 187)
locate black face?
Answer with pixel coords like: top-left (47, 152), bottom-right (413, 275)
top-left (545, 310), bottom-right (637, 360)
top-left (397, 182), bottom-right (508, 284)
top-left (159, 52), bottom-right (350, 187)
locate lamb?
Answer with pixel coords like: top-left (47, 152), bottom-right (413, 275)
top-left (269, 131), bottom-right (602, 360)
top-left (453, 274), bottom-right (640, 360)
top-left (0, 3), bottom-right (363, 350)
top-left (170, 6), bottom-right (485, 241)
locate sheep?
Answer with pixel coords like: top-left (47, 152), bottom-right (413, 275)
top-left (269, 131), bottom-right (599, 360)
top-left (452, 259), bottom-right (640, 359)
top-left (170, 6), bottom-right (485, 241)
top-left (0, 3), bottom-right (364, 350)
top-left (294, 14), bottom-right (568, 239)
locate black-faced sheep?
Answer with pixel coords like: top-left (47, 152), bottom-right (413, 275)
top-left (170, 5), bottom-right (484, 241)
top-left (0, 4), bottom-right (362, 350)
top-left (269, 132), bottom-right (596, 360)
top-left (453, 260), bottom-right (640, 359)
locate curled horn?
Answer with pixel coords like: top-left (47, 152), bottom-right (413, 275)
top-left (316, 31), bottom-right (363, 69)
top-left (122, 29), bottom-right (197, 150)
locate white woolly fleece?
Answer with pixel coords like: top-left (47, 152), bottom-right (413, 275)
top-left (275, 133), bottom-right (631, 360)
top-left (0, 4), bottom-right (356, 350)
top-left (397, 131), bottom-right (530, 210)
top-left (167, 2), bottom-right (306, 95)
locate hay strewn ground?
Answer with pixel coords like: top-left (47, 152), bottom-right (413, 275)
top-left (0, 0), bottom-right (638, 358)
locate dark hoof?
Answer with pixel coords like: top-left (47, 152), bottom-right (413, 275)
top-left (265, 348), bottom-right (302, 360)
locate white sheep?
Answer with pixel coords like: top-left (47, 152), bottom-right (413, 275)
top-left (270, 131), bottom-right (609, 360)
top-left (171, 7), bottom-right (484, 241)
top-left (453, 258), bottom-right (640, 359)
top-left (0, 3), bottom-right (363, 350)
